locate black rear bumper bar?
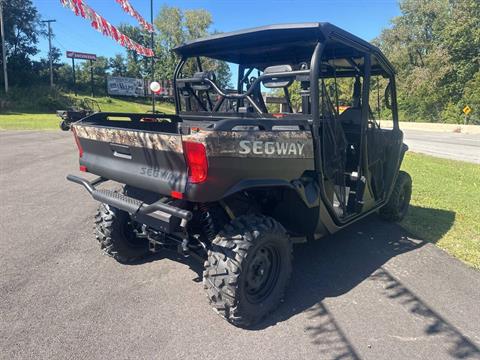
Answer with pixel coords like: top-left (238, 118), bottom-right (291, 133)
top-left (66, 174), bottom-right (193, 221)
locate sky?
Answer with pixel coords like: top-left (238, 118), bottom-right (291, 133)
top-left (33, 0), bottom-right (401, 63)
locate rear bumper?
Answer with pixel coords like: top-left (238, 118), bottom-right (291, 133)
top-left (67, 174), bottom-right (192, 232)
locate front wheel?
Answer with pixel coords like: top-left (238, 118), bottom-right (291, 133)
top-left (203, 215), bottom-right (292, 327)
top-left (379, 170), bottom-right (412, 222)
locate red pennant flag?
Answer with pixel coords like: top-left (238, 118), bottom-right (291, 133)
top-left (115, 0), bottom-right (154, 33)
top-left (60, 0), bottom-right (154, 57)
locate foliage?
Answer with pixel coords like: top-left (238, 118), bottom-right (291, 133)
top-left (1, 0), bottom-right (477, 124)
top-left (109, 54), bottom-right (128, 77)
top-left (1, 85), bottom-right (73, 112)
top-left (0, 0), bottom-right (45, 87)
top-left (154, 6), bottom-right (231, 87)
top-left (117, 24), bottom-right (151, 78)
top-left (376, 0), bottom-right (480, 122)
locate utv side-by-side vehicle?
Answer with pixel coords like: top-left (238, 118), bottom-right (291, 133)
top-left (67, 23), bottom-right (412, 327)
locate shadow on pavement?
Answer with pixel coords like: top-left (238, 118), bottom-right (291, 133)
top-left (304, 302), bottom-right (362, 360)
top-left (252, 212), bottom-right (476, 359)
top-left (126, 207), bottom-right (474, 359)
top-left (371, 268), bottom-right (480, 359)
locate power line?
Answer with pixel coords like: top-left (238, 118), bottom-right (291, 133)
top-left (53, 38), bottom-right (67, 51)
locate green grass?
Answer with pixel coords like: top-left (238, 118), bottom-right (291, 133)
top-left (88, 96), bottom-right (174, 113)
top-left (401, 152), bottom-right (480, 268)
top-left (0, 113), bottom-right (59, 130)
top-left (0, 96), bottom-right (174, 130)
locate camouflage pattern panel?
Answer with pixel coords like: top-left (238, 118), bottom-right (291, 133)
top-left (72, 125), bottom-right (183, 153)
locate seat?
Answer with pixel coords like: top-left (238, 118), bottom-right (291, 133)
top-left (338, 107), bottom-right (362, 126)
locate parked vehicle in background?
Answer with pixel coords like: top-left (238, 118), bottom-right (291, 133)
top-left (57, 98), bottom-right (101, 131)
top-left (67, 23), bottom-right (412, 327)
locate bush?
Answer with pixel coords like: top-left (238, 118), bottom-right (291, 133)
top-left (4, 85), bottom-right (74, 113)
top-left (441, 103), bottom-right (463, 124)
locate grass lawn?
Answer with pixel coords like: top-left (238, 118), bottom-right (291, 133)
top-left (0, 96), bottom-right (174, 130)
top-left (401, 152), bottom-right (480, 269)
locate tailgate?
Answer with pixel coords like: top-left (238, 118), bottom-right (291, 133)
top-left (71, 113), bottom-right (188, 195)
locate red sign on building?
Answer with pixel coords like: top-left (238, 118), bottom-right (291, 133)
top-left (66, 51), bottom-right (97, 61)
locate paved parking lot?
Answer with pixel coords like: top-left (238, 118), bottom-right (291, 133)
top-left (1, 131), bottom-right (479, 360)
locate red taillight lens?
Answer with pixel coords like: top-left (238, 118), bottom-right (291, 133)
top-left (182, 141), bottom-right (208, 184)
top-left (170, 190), bottom-right (184, 199)
top-left (71, 127), bottom-right (84, 158)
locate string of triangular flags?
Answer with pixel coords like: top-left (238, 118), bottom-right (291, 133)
top-left (115, 0), bottom-right (154, 33)
top-left (60, 0), bottom-right (154, 57)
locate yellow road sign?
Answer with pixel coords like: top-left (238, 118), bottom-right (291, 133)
top-left (463, 105), bottom-right (472, 115)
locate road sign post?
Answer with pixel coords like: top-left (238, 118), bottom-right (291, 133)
top-left (71, 57), bottom-right (76, 96)
top-left (463, 105), bottom-right (472, 125)
top-left (90, 59), bottom-right (94, 97)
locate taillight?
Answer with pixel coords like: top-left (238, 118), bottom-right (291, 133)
top-left (71, 127), bottom-right (84, 158)
top-left (182, 141), bottom-right (208, 183)
top-left (72, 127), bottom-right (87, 172)
top-left (170, 190), bottom-right (184, 199)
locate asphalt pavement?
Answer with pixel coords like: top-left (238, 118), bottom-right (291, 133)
top-left (1, 131), bottom-right (479, 360)
top-left (402, 129), bottom-right (480, 164)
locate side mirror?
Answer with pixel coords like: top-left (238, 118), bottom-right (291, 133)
top-left (385, 82), bottom-right (392, 109)
top-left (263, 65), bottom-right (293, 88)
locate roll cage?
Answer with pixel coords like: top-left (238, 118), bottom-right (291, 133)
top-left (173, 23), bottom-right (402, 225)
top-left (172, 23), bottom-right (398, 127)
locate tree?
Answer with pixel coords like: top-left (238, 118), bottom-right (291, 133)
top-left (0, 0), bottom-right (44, 87)
top-left (109, 54), bottom-right (127, 77)
top-left (153, 6), bottom-right (231, 87)
top-left (75, 56), bottom-right (110, 95)
top-left (117, 24), bottom-right (150, 78)
top-left (376, 0), bottom-right (480, 122)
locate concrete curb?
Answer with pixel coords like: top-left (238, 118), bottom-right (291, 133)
top-left (379, 120), bottom-right (480, 134)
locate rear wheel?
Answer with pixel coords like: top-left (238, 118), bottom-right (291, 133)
top-left (59, 120), bottom-right (70, 131)
top-left (379, 170), bottom-right (412, 221)
top-left (94, 203), bottom-right (150, 263)
top-left (203, 214), bottom-right (292, 327)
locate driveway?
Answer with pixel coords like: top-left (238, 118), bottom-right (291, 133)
top-left (1, 131), bottom-right (479, 360)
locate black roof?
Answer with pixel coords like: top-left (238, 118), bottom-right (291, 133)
top-left (173, 23), bottom-right (394, 75)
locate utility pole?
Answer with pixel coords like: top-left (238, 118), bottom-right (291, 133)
top-left (42, 19), bottom-right (56, 88)
top-left (0, 0), bottom-right (8, 94)
top-left (150, 0), bottom-right (155, 113)
top-left (90, 59), bottom-right (94, 97)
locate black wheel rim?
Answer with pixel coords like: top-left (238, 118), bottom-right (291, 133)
top-left (245, 243), bottom-right (281, 304)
